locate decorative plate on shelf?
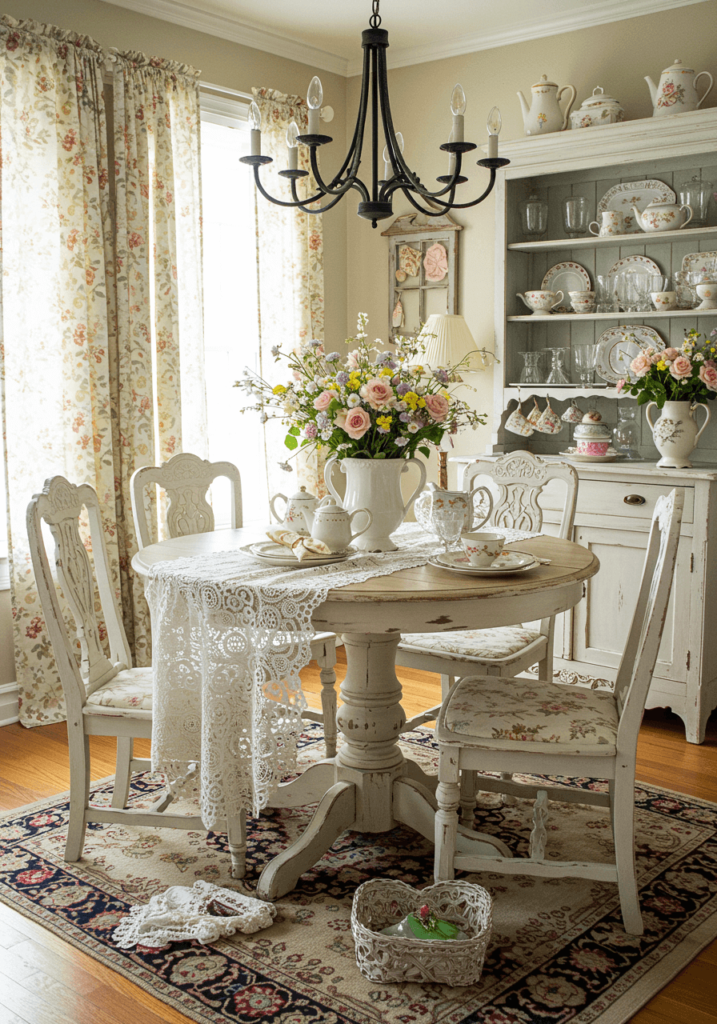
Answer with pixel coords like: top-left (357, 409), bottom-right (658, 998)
top-left (607, 254), bottom-right (662, 277)
top-left (597, 179), bottom-right (676, 234)
top-left (682, 250), bottom-right (717, 276)
top-left (595, 324), bottom-right (665, 383)
top-left (429, 550), bottom-right (538, 576)
top-left (541, 261), bottom-right (591, 312)
top-left (560, 448), bottom-right (620, 463)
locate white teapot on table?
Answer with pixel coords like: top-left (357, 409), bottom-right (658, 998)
top-left (302, 498), bottom-right (373, 553)
top-left (269, 485), bottom-right (321, 536)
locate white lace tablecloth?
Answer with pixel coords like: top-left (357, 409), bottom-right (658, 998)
top-left (145, 523), bottom-right (537, 828)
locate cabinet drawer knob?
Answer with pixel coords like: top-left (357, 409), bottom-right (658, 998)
top-left (624, 494), bottom-right (646, 506)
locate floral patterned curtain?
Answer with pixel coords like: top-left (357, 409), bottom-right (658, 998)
top-left (110, 50), bottom-right (206, 666)
top-left (0, 17), bottom-right (119, 725)
top-left (252, 88), bottom-right (325, 500)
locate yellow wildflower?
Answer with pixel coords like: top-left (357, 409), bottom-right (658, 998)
top-left (417, 397), bottom-right (426, 408)
top-left (272, 384), bottom-right (287, 395)
top-left (656, 360), bottom-right (667, 370)
top-left (376, 414), bottom-right (392, 430)
top-left (380, 367), bottom-right (394, 377)
top-left (403, 391), bottom-right (419, 409)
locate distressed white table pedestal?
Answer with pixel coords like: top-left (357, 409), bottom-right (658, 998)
top-left (133, 530), bottom-right (598, 901)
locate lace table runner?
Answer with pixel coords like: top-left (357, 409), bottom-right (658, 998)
top-left (145, 523), bottom-right (537, 828)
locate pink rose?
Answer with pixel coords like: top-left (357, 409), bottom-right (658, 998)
top-left (424, 393), bottom-right (450, 422)
top-left (313, 390), bottom-right (333, 411)
top-left (670, 356), bottom-right (692, 379)
top-left (705, 359), bottom-right (716, 370)
top-left (663, 347), bottom-right (680, 361)
top-left (347, 349), bottom-right (360, 370)
top-left (360, 378), bottom-right (394, 410)
top-left (699, 364), bottom-right (717, 391)
top-left (629, 353), bottom-right (651, 378)
top-left (341, 407), bottom-right (371, 440)
top-left (616, 378), bottom-right (626, 394)
top-left (650, 351), bottom-right (663, 364)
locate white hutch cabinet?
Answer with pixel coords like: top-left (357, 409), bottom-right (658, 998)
top-left (455, 109), bottom-right (717, 743)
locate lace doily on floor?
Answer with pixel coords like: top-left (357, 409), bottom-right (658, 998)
top-left (145, 523), bottom-right (538, 827)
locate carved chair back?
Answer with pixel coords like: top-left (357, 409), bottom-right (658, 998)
top-left (26, 477), bottom-right (131, 718)
top-left (130, 453), bottom-right (243, 551)
top-left (614, 488), bottom-right (683, 749)
top-left (463, 450), bottom-right (578, 540)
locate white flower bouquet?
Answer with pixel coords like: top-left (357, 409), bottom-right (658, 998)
top-left (235, 314), bottom-right (490, 465)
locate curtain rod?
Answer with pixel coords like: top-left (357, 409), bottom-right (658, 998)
top-left (200, 80), bottom-right (253, 102)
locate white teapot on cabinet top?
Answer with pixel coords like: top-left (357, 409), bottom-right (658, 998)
top-left (302, 498), bottom-right (372, 553)
top-left (632, 199), bottom-right (693, 232)
top-left (517, 75), bottom-right (576, 135)
top-left (645, 58), bottom-right (714, 116)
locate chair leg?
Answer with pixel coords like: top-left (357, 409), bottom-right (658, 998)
top-left (65, 728), bottom-right (91, 862)
top-left (612, 772), bottom-right (643, 935)
top-left (459, 769), bottom-right (477, 826)
top-left (440, 674), bottom-right (455, 700)
top-left (434, 753), bottom-right (460, 882)
top-left (227, 808), bottom-right (247, 879)
top-left (316, 639), bottom-right (338, 759)
top-left (111, 737), bottom-right (133, 809)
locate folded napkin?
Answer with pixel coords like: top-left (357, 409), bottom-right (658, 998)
top-left (113, 880), bottom-right (276, 949)
top-left (267, 528), bottom-right (332, 561)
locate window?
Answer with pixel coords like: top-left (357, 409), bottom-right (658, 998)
top-left (200, 89), bottom-right (265, 528)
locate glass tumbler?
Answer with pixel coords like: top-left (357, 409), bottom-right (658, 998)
top-left (595, 274), bottom-right (619, 313)
top-left (519, 351), bottom-right (543, 384)
top-left (434, 509), bottom-right (464, 554)
top-left (613, 405), bottom-right (641, 460)
top-left (572, 343), bottom-right (597, 386)
top-left (678, 176), bottom-right (713, 227)
top-left (562, 196), bottom-right (590, 238)
top-left (519, 192), bottom-right (548, 238)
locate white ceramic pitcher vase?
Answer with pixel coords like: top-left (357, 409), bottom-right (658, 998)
top-left (324, 456), bottom-right (427, 552)
top-left (646, 400), bottom-right (710, 469)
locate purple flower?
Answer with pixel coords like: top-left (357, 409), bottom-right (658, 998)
top-left (326, 351), bottom-right (341, 363)
top-left (396, 382), bottom-right (411, 397)
top-left (304, 422), bottom-right (318, 439)
top-left (391, 375), bottom-right (400, 385)
top-left (395, 436), bottom-right (408, 447)
top-left (399, 412), bottom-right (411, 422)
top-left (433, 368), bottom-right (449, 383)
top-left (336, 371), bottom-right (350, 386)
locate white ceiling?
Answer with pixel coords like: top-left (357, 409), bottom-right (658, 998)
top-left (101, 0), bottom-right (710, 76)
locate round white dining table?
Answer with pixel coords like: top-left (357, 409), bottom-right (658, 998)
top-left (133, 528), bottom-right (599, 900)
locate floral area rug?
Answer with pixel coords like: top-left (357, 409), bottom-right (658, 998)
top-left (1, 724), bottom-right (716, 1024)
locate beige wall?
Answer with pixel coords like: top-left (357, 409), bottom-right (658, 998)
top-left (346, 0), bottom-right (717, 486)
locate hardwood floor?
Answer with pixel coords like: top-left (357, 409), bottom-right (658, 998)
top-left (1, 652), bottom-right (716, 1023)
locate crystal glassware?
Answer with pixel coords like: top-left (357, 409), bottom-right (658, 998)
top-left (613, 404), bottom-right (641, 460)
top-left (434, 509), bottom-right (464, 554)
top-left (572, 343), bottom-right (597, 386)
top-left (562, 196), bottom-right (590, 238)
top-left (674, 270), bottom-right (694, 309)
top-left (616, 272), bottom-right (651, 313)
top-left (519, 350), bottom-right (543, 384)
top-left (595, 274), bottom-right (619, 313)
top-left (678, 176), bottom-right (714, 227)
top-left (519, 192), bottom-right (548, 238)
top-left (546, 347), bottom-right (571, 385)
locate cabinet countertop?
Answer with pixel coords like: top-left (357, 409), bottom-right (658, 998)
top-left (449, 455), bottom-right (717, 482)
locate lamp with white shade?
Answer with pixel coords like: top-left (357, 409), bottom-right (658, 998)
top-left (417, 314), bottom-right (487, 488)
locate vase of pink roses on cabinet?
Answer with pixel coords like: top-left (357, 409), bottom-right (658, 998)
top-left (618, 329), bottom-right (716, 468)
top-left (236, 313), bottom-right (489, 551)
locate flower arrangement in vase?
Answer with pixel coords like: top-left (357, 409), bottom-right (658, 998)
top-left (617, 328), bottom-right (716, 469)
top-left (235, 313), bottom-right (491, 550)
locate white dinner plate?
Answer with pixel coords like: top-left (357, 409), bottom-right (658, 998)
top-left (241, 542), bottom-right (350, 567)
top-left (541, 261), bottom-right (591, 312)
top-left (607, 254), bottom-right (662, 277)
top-left (429, 550), bottom-right (538, 576)
top-left (560, 448), bottom-right (620, 463)
top-left (597, 179), bottom-right (676, 234)
top-left (595, 324), bottom-right (664, 383)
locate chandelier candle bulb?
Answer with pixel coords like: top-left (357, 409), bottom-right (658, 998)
top-left (248, 100), bottom-right (262, 156)
top-left (451, 84), bottom-right (466, 143)
top-left (383, 132), bottom-right (404, 180)
top-left (286, 120), bottom-right (299, 170)
top-left (487, 106), bottom-right (501, 159)
top-left (307, 75), bottom-right (323, 135)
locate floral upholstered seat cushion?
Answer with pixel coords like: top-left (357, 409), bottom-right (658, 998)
top-left (84, 667), bottom-right (153, 720)
top-left (439, 675), bottom-right (618, 754)
top-left (398, 626), bottom-right (544, 662)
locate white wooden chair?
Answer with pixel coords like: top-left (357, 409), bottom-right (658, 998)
top-left (433, 487), bottom-right (684, 935)
top-left (26, 477), bottom-right (250, 872)
top-left (130, 452), bottom-right (339, 757)
top-left (397, 451), bottom-right (578, 738)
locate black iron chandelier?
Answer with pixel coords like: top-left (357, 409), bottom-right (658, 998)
top-left (240, 0), bottom-right (509, 228)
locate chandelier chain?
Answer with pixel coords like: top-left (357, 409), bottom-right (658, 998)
top-left (369, 0), bottom-right (381, 28)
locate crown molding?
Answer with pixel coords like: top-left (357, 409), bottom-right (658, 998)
top-left (347, 0), bottom-right (712, 75)
top-left (97, 0), bottom-right (349, 76)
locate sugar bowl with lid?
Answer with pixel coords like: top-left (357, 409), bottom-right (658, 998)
top-left (574, 409), bottom-right (612, 457)
top-left (569, 87), bottom-right (624, 129)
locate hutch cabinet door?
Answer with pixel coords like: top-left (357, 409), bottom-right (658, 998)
top-left (571, 525), bottom-right (690, 683)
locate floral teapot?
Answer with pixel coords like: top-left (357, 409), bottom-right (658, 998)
top-left (270, 485), bottom-right (322, 536)
top-left (517, 74), bottom-right (576, 136)
top-left (645, 58), bottom-right (714, 117)
top-left (302, 498), bottom-right (372, 553)
top-left (414, 482), bottom-right (493, 535)
top-left (632, 199), bottom-right (693, 232)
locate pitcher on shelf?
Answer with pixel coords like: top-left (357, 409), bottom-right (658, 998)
top-left (517, 75), bottom-right (576, 136)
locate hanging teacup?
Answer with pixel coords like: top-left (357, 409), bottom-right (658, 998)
top-left (527, 397), bottom-right (542, 427)
top-left (505, 403), bottom-right (534, 436)
top-left (535, 398), bottom-right (564, 435)
top-left (392, 299), bottom-right (404, 328)
top-left (561, 399), bottom-right (583, 424)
